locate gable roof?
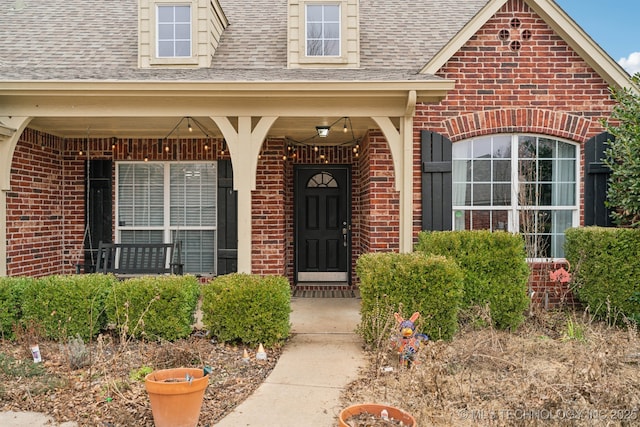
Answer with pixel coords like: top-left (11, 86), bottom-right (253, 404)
top-left (420, 0), bottom-right (635, 90)
top-left (0, 0), bottom-right (633, 90)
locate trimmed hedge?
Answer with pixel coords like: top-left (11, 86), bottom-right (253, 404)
top-left (356, 252), bottom-right (464, 341)
top-left (201, 273), bottom-right (291, 346)
top-left (105, 275), bottom-right (201, 341)
top-left (21, 274), bottom-right (116, 340)
top-left (415, 230), bottom-right (530, 330)
top-left (0, 277), bottom-right (34, 340)
top-left (565, 227), bottom-right (640, 323)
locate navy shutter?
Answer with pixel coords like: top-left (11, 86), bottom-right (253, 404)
top-left (421, 130), bottom-right (453, 231)
top-left (584, 132), bottom-right (613, 227)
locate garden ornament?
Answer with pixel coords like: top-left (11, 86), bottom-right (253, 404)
top-left (256, 343), bottom-right (267, 361)
top-left (393, 312), bottom-right (429, 368)
top-left (549, 261), bottom-right (571, 283)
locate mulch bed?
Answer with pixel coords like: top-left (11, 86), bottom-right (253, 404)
top-left (0, 333), bottom-right (282, 426)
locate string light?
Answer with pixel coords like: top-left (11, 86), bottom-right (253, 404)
top-left (281, 117), bottom-right (363, 164)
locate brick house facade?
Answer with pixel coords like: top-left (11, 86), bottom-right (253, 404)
top-left (0, 0), bottom-right (635, 307)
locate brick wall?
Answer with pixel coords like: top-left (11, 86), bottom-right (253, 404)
top-left (253, 138), bottom-right (287, 276)
top-left (529, 261), bottom-right (576, 308)
top-left (413, 0), bottom-right (618, 306)
top-left (7, 131), bottom-right (364, 282)
top-left (363, 131), bottom-right (400, 252)
top-left (6, 133), bottom-right (225, 276)
top-left (6, 129), bottom-right (65, 276)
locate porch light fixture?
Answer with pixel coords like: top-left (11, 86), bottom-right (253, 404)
top-left (316, 126), bottom-right (330, 137)
top-left (284, 117), bottom-right (360, 162)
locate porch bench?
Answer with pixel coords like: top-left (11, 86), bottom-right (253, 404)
top-left (95, 242), bottom-right (183, 277)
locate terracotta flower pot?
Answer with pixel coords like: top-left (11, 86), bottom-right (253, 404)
top-left (145, 368), bottom-right (210, 427)
top-left (338, 403), bottom-right (417, 427)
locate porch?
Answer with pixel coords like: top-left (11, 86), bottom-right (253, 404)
top-left (0, 82), bottom-right (443, 283)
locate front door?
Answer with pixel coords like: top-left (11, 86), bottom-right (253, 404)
top-left (295, 165), bottom-right (351, 283)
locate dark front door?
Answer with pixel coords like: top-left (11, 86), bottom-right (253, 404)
top-left (295, 165), bottom-right (351, 283)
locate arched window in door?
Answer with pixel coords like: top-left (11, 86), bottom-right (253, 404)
top-left (307, 172), bottom-right (338, 188)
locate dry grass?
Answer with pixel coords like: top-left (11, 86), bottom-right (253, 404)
top-left (0, 334), bottom-right (281, 426)
top-left (341, 307), bottom-right (640, 426)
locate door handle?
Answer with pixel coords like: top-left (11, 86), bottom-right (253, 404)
top-left (342, 221), bottom-right (348, 247)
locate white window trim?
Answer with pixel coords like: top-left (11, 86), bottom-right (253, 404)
top-left (451, 134), bottom-right (580, 262)
top-left (299, 1), bottom-right (348, 64)
top-left (149, 1), bottom-right (199, 66)
top-left (115, 161), bottom-right (218, 275)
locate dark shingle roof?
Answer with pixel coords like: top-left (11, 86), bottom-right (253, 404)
top-left (0, 0), bottom-right (488, 81)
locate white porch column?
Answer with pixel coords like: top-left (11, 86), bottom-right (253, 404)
top-left (372, 97), bottom-right (415, 253)
top-left (211, 116), bottom-right (277, 274)
top-left (0, 117), bottom-right (31, 276)
top-left (399, 114), bottom-right (414, 253)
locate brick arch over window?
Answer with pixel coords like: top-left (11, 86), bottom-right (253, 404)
top-left (443, 109), bottom-right (592, 143)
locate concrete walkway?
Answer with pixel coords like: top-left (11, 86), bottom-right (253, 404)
top-left (216, 296), bottom-right (365, 426)
top-left (0, 296), bottom-right (364, 427)
top-left (0, 411), bottom-right (77, 427)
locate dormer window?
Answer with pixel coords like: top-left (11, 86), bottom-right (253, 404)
top-left (306, 4), bottom-right (340, 57)
top-left (139, 0), bottom-right (228, 68)
top-left (157, 5), bottom-right (192, 58)
top-left (288, 0), bottom-right (359, 69)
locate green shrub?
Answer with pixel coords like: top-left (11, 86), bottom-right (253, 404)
top-left (105, 275), bottom-right (201, 341)
top-left (565, 227), bottom-right (640, 323)
top-left (356, 252), bottom-right (464, 341)
top-left (21, 274), bottom-right (115, 340)
top-left (201, 273), bottom-right (291, 346)
top-left (415, 230), bottom-right (530, 330)
top-left (0, 277), bottom-right (34, 340)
